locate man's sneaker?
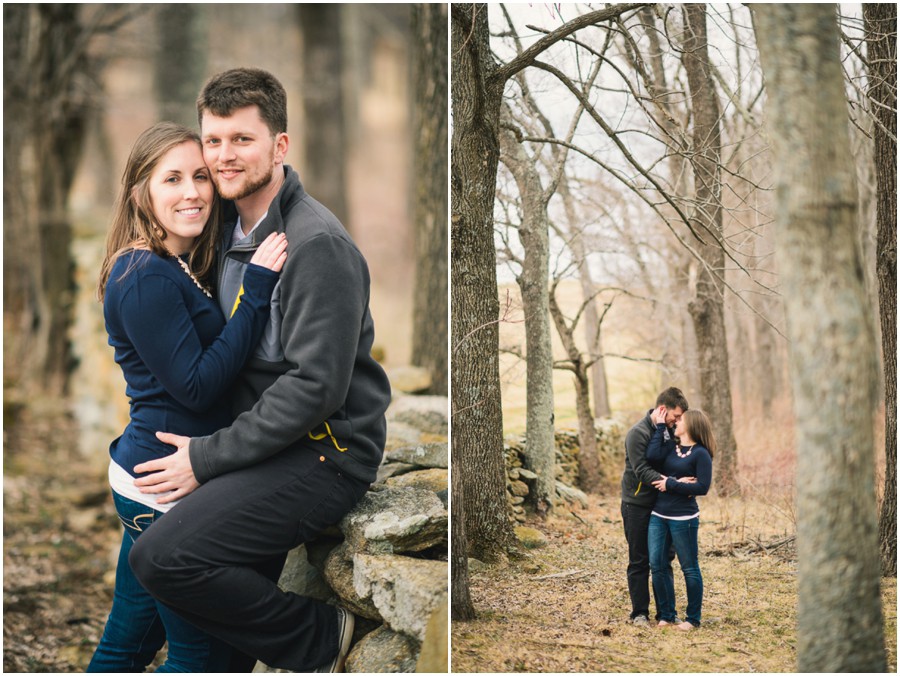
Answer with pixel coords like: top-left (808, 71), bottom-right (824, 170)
top-left (314, 607), bottom-right (355, 673)
top-left (631, 615), bottom-right (650, 627)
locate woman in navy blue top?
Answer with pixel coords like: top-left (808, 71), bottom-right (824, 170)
top-left (89, 122), bottom-right (287, 672)
top-left (645, 407), bottom-right (716, 631)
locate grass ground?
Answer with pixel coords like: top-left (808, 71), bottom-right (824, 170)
top-left (451, 494), bottom-right (897, 673)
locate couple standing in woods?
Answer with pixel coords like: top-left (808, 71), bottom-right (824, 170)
top-left (620, 387), bottom-right (716, 631)
top-left (88, 68), bottom-right (391, 672)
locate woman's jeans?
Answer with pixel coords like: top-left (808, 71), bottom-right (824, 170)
top-left (648, 514), bottom-right (703, 627)
top-left (88, 493), bottom-right (232, 672)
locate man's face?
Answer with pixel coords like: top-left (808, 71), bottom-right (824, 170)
top-left (665, 406), bottom-right (684, 427)
top-left (200, 105), bottom-right (286, 201)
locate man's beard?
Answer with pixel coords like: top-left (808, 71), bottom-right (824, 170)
top-left (214, 165), bottom-right (274, 202)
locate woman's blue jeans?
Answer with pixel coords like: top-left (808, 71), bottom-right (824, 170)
top-left (648, 514), bottom-right (703, 627)
top-left (88, 493), bottom-right (232, 672)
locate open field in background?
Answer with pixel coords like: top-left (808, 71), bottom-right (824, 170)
top-left (498, 281), bottom-right (661, 435)
top-left (451, 495), bottom-right (897, 673)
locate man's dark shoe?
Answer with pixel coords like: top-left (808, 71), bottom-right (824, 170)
top-left (314, 607), bottom-right (355, 673)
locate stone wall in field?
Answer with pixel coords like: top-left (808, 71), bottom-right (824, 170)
top-left (504, 418), bottom-right (627, 522)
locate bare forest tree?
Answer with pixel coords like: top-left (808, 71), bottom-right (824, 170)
top-left (498, 111), bottom-right (557, 513)
top-left (679, 4), bottom-right (740, 496)
top-left (3, 4), bottom-right (133, 396)
top-left (410, 3), bottom-right (448, 395)
top-left (863, 2), bottom-right (897, 579)
top-left (753, 4), bottom-right (887, 671)
top-left (297, 4), bottom-right (349, 229)
top-left (154, 5), bottom-right (207, 128)
top-left (451, 3), bottom-right (645, 615)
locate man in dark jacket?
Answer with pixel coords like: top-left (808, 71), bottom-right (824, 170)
top-left (128, 68), bottom-right (392, 672)
top-left (620, 387), bottom-right (688, 626)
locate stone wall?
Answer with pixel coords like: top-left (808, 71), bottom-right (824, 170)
top-left (504, 418), bottom-right (626, 522)
top-left (256, 374), bottom-right (448, 673)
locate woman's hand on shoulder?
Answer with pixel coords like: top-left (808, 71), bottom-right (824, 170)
top-left (250, 233), bottom-right (288, 272)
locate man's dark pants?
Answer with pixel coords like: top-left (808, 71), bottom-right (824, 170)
top-left (621, 501), bottom-right (674, 620)
top-left (129, 443), bottom-right (370, 671)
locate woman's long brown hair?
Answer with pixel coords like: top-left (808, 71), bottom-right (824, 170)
top-left (683, 409), bottom-right (717, 459)
top-left (98, 122), bottom-right (220, 301)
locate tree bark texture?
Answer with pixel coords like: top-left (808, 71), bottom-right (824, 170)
top-left (3, 4), bottom-right (98, 395)
top-left (499, 111), bottom-right (556, 514)
top-left (754, 5), bottom-right (887, 671)
top-left (154, 5), bottom-right (207, 128)
top-left (298, 4), bottom-right (349, 229)
top-left (451, 423), bottom-right (476, 620)
top-left (681, 4), bottom-right (739, 496)
top-left (410, 3), bottom-right (448, 396)
top-left (864, 2), bottom-right (897, 578)
top-left (450, 4), bottom-right (518, 563)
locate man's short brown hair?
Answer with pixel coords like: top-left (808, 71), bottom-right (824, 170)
top-left (656, 387), bottom-right (689, 412)
top-left (197, 67), bottom-right (287, 136)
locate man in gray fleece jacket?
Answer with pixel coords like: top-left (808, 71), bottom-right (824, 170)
top-left (620, 386), bottom-right (688, 626)
top-left (129, 68), bottom-right (391, 673)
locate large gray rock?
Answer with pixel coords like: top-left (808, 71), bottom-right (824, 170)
top-left (340, 487), bottom-right (447, 554)
top-left (386, 395), bottom-right (448, 437)
top-left (277, 544), bottom-right (338, 602)
top-left (323, 543), bottom-right (382, 621)
top-left (352, 553), bottom-right (448, 642)
top-left (346, 625), bottom-right (420, 673)
top-left (376, 461), bottom-right (419, 483)
top-left (384, 442), bottom-right (448, 469)
top-left (384, 468), bottom-right (447, 495)
top-left (385, 366), bottom-right (432, 394)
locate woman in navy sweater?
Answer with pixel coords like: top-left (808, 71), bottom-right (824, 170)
top-left (645, 407), bottom-right (716, 631)
top-left (88, 122), bottom-right (286, 672)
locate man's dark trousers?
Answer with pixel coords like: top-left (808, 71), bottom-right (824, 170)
top-left (621, 501), bottom-right (674, 620)
top-left (129, 443), bottom-right (370, 671)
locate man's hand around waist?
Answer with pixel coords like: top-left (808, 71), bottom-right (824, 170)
top-left (133, 432), bottom-right (199, 503)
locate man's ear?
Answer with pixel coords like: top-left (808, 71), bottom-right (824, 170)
top-left (274, 132), bottom-right (289, 164)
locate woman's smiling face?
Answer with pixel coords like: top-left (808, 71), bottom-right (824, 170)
top-left (147, 141), bottom-right (213, 255)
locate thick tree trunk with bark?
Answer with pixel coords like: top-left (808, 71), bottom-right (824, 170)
top-left (410, 4), bottom-right (448, 396)
top-left (754, 5), bottom-right (887, 671)
top-left (298, 4), bottom-right (349, 229)
top-left (499, 113), bottom-right (556, 515)
top-left (681, 4), bottom-right (739, 496)
top-left (450, 4), bottom-right (518, 564)
top-left (451, 429), bottom-right (475, 619)
top-left (864, 2), bottom-right (897, 579)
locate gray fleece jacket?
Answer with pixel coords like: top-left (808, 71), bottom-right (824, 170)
top-left (620, 410), bottom-right (675, 507)
top-left (190, 166), bottom-right (391, 484)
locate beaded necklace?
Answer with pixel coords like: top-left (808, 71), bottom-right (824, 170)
top-left (172, 254), bottom-right (212, 298)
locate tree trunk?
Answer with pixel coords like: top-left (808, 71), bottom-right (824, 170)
top-left (410, 4), bottom-right (448, 396)
top-left (154, 5), bottom-right (207, 128)
top-left (864, 2), bottom-right (897, 579)
top-left (499, 111), bottom-right (556, 515)
top-left (3, 4), bottom-right (100, 395)
top-left (451, 425), bottom-right (476, 619)
top-left (549, 287), bottom-right (602, 493)
top-left (681, 4), bottom-right (739, 496)
top-left (754, 5), bottom-right (887, 671)
top-left (298, 4), bottom-right (349, 229)
top-left (450, 3), bottom-right (518, 563)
